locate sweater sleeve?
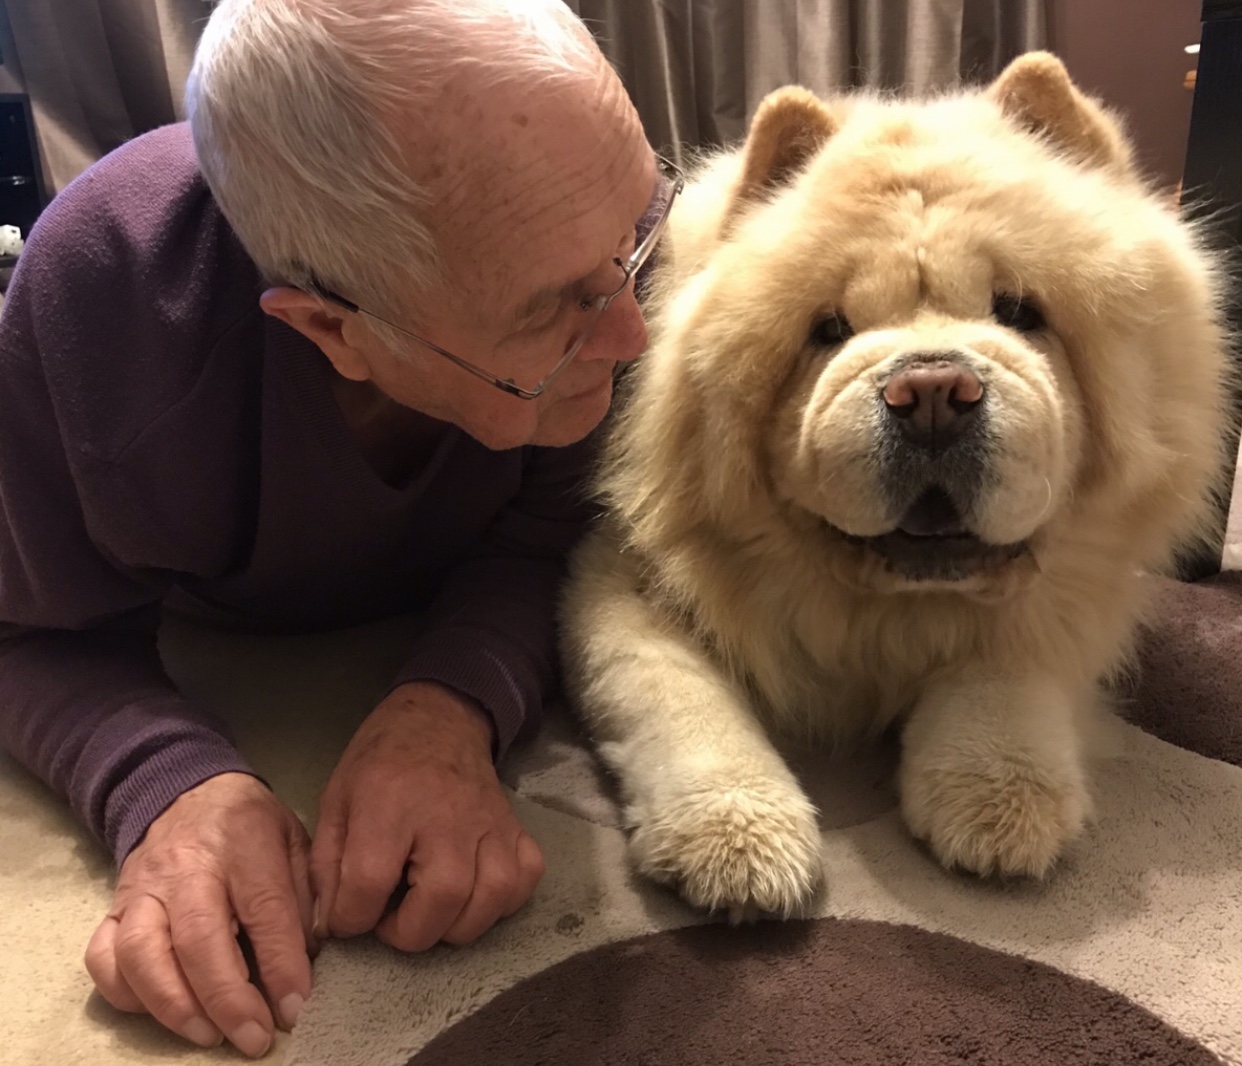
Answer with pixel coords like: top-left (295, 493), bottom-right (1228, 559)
top-left (0, 131), bottom-right (261, 866)
top-left (0, 328), bottom-right (254, 864)
top-left (389, 430), bottom-right (601, 759)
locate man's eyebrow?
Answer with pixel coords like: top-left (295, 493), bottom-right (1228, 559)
top-left (510, 279), bottom-right (580, 326)
top-left (508, 173), bottom-right (656, 328)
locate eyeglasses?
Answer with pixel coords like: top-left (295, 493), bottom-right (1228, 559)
top-left (307, 155), bottom-right (685, 400)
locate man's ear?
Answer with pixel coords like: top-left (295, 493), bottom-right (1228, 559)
top-left (259, 287), bottom-right (373, 381)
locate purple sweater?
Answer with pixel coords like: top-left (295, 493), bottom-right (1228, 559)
top-left (0, 124), bottom-right (597, 865)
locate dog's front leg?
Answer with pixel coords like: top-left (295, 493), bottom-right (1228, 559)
top-left (561, 530), bottom-right (823, 920)
top-left (898, 671), bottom-right (1094, 878)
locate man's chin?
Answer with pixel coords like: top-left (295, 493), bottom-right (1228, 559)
top-left (530, 375), bottom-right (614, 446)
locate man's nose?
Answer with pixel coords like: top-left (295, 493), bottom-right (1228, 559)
top-left (581, 286), bottom-right (647, 363)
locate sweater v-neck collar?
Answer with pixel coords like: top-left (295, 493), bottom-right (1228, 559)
top-left (264, 317), bottom-right (460, 502)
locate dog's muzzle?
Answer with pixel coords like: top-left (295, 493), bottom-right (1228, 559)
top-left (853, 353), bottom-right (1029, 581)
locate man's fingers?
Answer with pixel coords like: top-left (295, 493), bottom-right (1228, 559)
top-left (234, 843), bottom-right (315, 1032)
top-left (379, 827), bottom-right (542, 951)
top-left (287, 826), bottom-right (322, 962)
top-left (85, 778), bottom-right (316, 1055)
top-left (108, 895), bottom-right (224, 1049)
top-left (376, 837), bottom-right (476, 952)
top-left (84, 915), bottom-right (149, 1014)
top-left (441, 830), bottom-right (544, 944)
top-left (312, 689), bottom-right (538, 952)
top-left (437, 835), bottom-right (516, 946)
top-left (505, 831), bottom-right (546, 917)
top-left (167, 881), bottom-right (275, 1058)
top-left (308, 803), bottom-right (348, 940)
top-left (323, 807), bottom-right (411, 938)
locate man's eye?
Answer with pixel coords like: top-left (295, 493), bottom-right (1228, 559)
top-left (525, 310), bottom-right (561, 333)
top-left (525, 295), bottom-right (582, 334)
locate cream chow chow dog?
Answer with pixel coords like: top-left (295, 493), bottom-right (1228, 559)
top-left (560, 52), bottom-right (1230, 918)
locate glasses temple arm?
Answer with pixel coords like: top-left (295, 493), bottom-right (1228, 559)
top-left (307, 278), bottom-right (361, 314)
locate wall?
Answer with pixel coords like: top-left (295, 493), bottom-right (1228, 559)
top-left (1047, 0), bottom-right (1202, 189)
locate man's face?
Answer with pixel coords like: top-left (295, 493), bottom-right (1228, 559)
top-left (349, 61), bottom-right (654, 451)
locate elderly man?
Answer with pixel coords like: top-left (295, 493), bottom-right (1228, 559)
top-left (0, 0), bottom-right (679, 1057)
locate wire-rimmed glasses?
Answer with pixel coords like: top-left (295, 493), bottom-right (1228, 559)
top-left (307, 155), bottom-right (685, 400)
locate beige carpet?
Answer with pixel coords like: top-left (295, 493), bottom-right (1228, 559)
top-left (3, 576), bottom-right (1242, 1065)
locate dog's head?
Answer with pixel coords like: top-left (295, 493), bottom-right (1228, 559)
top-left (624, 53), bottom-right (1227, 595)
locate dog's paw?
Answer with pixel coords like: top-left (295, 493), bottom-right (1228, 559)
top-left (900, 754), bottom-right (1091, 878)
top-left (628, 779), bottom-right (823, 919)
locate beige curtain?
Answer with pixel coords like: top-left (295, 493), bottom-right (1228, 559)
top-left (0, 0), bottom-right (203, 194)
top-left (5, 0), bottom-right (1047, 194)
top-left (566, 0), bottom-right (1048, 154)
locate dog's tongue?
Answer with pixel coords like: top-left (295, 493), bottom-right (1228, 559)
top-left (898, 487), bottom-right (968, 537)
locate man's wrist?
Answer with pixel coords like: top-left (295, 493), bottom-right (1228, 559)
top-left (385, 680), bottom-right (497, 754)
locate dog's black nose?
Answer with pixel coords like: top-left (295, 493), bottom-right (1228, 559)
top-left (882, 358), bottom-right (984, 449)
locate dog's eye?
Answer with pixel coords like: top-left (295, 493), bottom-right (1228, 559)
top-left (809, 313), bottom-right (854, 348)
top-left (992, 293), bottom-right (1045, 333)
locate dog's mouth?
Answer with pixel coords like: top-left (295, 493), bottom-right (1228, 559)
top-left (839, 488), bottom-right (1029, 582)
top-left (852, 529), bottom-right (1029, 582)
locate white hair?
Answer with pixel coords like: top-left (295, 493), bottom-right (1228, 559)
top-left (186, 0), bottom-right (602, 328)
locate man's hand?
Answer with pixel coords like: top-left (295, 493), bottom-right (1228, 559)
top-left (310, 681), bottom-right (544, 951)
top-left (85, 773), bottom-right (315, 1058)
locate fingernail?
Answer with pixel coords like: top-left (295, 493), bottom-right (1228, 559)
top-left (231, 1020), bottom-right (272, 1058)
top-left (279, 992), bottom-right (305, 1029)
top-left (312, 897), bottom-right (326, 938)
top-left (184, 1017), bottom-right (223, 1048)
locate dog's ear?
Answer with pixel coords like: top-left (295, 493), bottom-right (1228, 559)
top-left (989, 51), bottom-right (1135, 176)
top-left (726, 87), bottom-right (837, 229)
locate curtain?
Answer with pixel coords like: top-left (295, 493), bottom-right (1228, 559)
top-left (0, 0), bottom-right (205, 194)
top-left (565, 0), bottom-right (1048, 156)
top-left (3, 0), bottom-right (1048, 195)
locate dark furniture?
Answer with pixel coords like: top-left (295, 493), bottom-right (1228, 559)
top-left (1181, 0), bottom-right (1242, 577)
top-left (0, 92), bottom-right (48, 261)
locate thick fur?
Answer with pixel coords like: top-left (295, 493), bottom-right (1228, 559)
top-left (560, 53), bottom-right (1230, 919)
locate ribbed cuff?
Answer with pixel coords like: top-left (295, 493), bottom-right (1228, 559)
top-left (388, 627), bottom-right (541, 762)
top-left (97, 722), bottom-right (259, 865)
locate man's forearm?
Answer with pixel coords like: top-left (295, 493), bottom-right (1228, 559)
top-left (0, 627), bottom-right (254, 863)
top-left (390, 554), bottom-right (564, 760)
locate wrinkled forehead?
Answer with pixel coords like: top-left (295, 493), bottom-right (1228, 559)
top-left (413, 62), bottom-right (653, 313)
